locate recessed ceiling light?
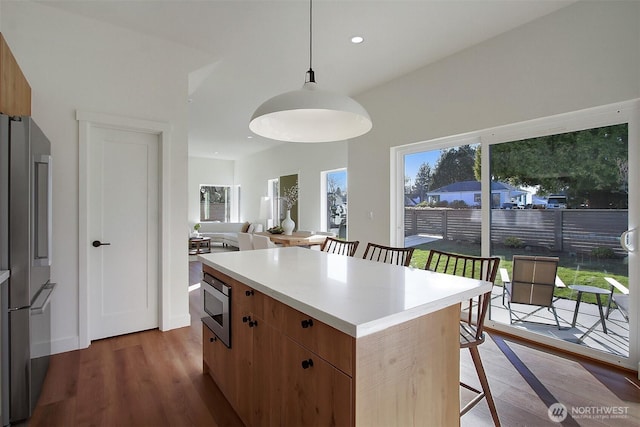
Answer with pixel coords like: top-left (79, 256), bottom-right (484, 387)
top-left (351, 36), bottom-right (364, 44)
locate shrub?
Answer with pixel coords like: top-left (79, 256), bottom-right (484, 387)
top-left (504, 236), bottom-right (524, 248)
top-left (591, 247), bottom-right (616, 259)
top-left (449, 200), bottom-right (468, 209)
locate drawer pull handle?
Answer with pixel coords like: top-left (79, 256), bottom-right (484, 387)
top-left (209, 336), bottom-right (217, 343)
top-left (301, 359), bottom-right (314, 369)
top-left (243, 316), bottom-right (258, 327)
top-left (301, 319), bottom-right (314, 328)
top-left (245, 290), bottom-right (254, 296)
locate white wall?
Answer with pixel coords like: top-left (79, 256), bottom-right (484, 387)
top-left (348, 0), bottom-right (640, 247)
top-left (1, 2), bottom-right (211, 353)
top-left (236, 141), bottom-right (347, 232)
top-left (188, 156), bottom-right (235, 227)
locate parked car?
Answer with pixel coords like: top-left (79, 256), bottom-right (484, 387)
top-left (546, 195), bottom-right (567, 209)
top-left (501, 202), bottom-right (524, 209)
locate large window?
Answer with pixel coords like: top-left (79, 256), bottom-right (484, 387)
top-left (403, 142), bottom-right (481, 259)
top-left (200, 185), bottom-right (238, 222)
top-left (322, 169), bottom-right (348, 238)
top-left (393, 100), bottom-right (638, 369)
top-left (266, 178), bottom-right (279, 229)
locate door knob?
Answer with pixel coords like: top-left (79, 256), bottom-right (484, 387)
top-left (92, 240), bottom-right (111, 247)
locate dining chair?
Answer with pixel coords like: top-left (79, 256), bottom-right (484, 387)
top-left (502, 255), bottom-right (561, 328)
top-left (237, 232), bottom-right (254, 251)
top-left (320, 236), bottom-right (359, 256)
top-left (252, 234), bottom-right (277, 250)
top-left (424, 249), bottom-right (501, 426)
top-left (361, 243), bottom-right (414, 266)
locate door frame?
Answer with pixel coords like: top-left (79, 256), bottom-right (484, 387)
top-left (77, 110), bottom-right (171, 348)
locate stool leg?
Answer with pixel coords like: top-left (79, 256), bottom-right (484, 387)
top-left (469, 346), bottom-right (501, 427)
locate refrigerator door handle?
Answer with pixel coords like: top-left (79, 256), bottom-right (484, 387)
top-left (30, 283), bottom-right (56, 315)
top-left (33, 154), bottom-right (52, 267)
top-left (8, 305), bottom-right (31, 312)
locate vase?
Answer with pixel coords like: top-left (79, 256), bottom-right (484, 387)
top-left (281, 209), bottom-right (295, 235)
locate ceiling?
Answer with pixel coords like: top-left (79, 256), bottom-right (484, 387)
top-left (41, 0), bottom-right (576, 160)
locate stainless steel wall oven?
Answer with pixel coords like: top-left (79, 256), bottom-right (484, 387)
top-left (201, 272), bottom-right (231, 348)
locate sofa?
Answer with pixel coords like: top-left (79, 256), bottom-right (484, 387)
top-left (196, 222), bottom-right (262, 248)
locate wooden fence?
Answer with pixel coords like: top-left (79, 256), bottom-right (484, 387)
top-left (405, 208), bottom-right (628, 256)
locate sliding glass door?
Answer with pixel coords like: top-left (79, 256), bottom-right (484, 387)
top-left (394, 100), bottom-right (638, 369)
top-left (487, 123), bottom-right (631, 362)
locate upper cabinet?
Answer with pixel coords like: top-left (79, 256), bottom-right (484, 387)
top-left (0, 33), bottom-right (31, 116)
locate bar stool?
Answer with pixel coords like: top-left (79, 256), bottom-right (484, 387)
top-left (424, 249), bottom-right (501, 426)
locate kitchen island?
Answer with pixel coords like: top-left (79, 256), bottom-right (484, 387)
top-left (199, 247), bottom-right (492, 427)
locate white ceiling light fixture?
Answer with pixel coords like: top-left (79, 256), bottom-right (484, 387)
top-left (249, 0), bottom-right (372, 143)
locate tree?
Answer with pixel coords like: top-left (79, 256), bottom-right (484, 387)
top-left (413, 162), bottom-right (432, 202)
top-left (490, 124), bottom-right (628, 208)
top-left (430, 145), bottom-right (478, 190)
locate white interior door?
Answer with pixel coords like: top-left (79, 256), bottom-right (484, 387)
top-left (88, 126), bottom-right (159, 340)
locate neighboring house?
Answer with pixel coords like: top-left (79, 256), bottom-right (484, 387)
top-left (404, 195), bottom-right (417, 206)
top-left (426, 180), bottom-right (527, 208)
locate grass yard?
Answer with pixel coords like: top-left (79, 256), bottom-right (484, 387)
top-left (409, 239), bottom-right (629, 305)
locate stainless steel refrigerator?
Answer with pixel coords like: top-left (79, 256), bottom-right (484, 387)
top-left (0, 114), bottom-right (56, 425)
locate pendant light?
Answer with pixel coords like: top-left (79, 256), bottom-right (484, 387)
top-left (249, 0), bottom-right (372, 143)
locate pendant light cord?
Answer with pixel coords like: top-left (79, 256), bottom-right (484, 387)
top-left (306, 0), bottom-right (315, 83)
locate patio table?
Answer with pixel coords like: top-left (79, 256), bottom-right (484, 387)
top-left (569, 284), bottom-right (610, 342)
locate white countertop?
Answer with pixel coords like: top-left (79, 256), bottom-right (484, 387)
top-left (0, 269), bottom-right (9, 284)
top-left (199, 247), bottom-right (492, 338)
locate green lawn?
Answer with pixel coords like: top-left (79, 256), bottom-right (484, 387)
top-left (409, 239), bottom-right (629, 305)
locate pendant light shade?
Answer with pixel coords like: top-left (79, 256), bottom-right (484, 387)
top-left (249, 0), bottom-right (372, 143)
top-left (249, 81), bottom-right (372, 143)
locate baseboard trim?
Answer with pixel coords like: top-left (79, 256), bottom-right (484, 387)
top-left (50, 335), bottom-right (81, 355)
top-left (162, 314), bottom-right (191, 331)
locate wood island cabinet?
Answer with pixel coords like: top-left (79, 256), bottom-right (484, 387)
top-left (201, 255), bottom-right (464, 427)
top-left (202, 264), bottom-right (354, 426)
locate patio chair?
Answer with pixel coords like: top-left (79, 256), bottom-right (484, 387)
top-left (502, 255), bottom-right (561, 329)
top-left (320, 236), bottom-right (359, 256)
top-left (362, 242), bottom-right (414, 266)
top-left (604, 277), bottom-right (629, 322)
top-left (424, 249), bottom-right (501, 426)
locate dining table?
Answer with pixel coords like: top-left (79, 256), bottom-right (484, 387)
top-left (255, 231), bottom-right (328, 247)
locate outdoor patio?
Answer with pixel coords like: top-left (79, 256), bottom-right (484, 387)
top-left (487, 286), bottom-right (629, 358)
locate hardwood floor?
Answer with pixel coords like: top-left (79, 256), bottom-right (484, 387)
top-left (29, 261), bottom-right (639, 426)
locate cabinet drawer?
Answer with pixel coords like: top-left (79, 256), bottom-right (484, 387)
top-left (260, 295), bottom-right (354, 376)
top-left (233, 281), bottom-right (259, 316)
top-left (202, 323), bottom-right (231, 396)
top-left (280, 335), bottom-right (352, 427)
